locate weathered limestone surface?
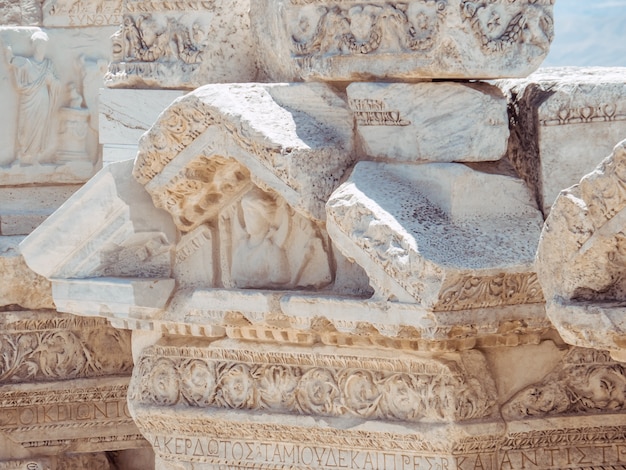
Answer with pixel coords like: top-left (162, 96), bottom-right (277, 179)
top-left (347, 82), bottom-right (509, 163)
top-left (499, 67), bottom-right (626, 215)
top-left (327, 161), bottom-right (544, 309)
top-left (105, 0), bottom-right (256, 88)
top-left (536, 139), bottom-right (626, 361)
top-left (252, 0), bottom-right (555, 82)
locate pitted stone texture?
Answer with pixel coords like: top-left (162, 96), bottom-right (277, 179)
top-left (327, 162), bottom-right (544, 309)
top-left (536, 139), bottom-right (626, 361)
top-left (347, 82), bottom-right (509, 163)
top-left (498, 67), bottom-right (626, 215)
top-left (105, 0), bottom-right (256, 88)
top-left (252, 0), bottom-right (554, 82)
top-left (0, 236), bottom-right (54, 310)
top-left (133, 83), bottom-right (354, 224)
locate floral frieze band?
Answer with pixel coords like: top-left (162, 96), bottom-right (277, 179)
top-left (131, 344), bottom-right (496, 422)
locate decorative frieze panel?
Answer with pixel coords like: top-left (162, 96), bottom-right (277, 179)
top-left (252, 0), bottom-right (554, 81)
top-left (0, 311), bottom-right (132, 383)
top-left (105, 0), bottom-right (256, 88)
top-left (130, 341), bottom-right (497, 423)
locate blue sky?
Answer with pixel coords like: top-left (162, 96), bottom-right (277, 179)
top-left (543, 0), bottom-right (626, 66)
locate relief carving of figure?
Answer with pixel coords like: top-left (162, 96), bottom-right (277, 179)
top-left (223, 187), bottom-right (332, 290)
top-left (3, 31), bottom-right (61, 165)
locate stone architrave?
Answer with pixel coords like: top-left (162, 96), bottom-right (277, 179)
top-left (347, 82), bottom-right (509, 163)
top-left (105, 0), bottom-right (256, 89)
top-left (252, 0), bottom-right (555, 82)
top-left (499, 67), bottom-right (626, 215)
top-left (536, 139), bottom-right (626, 361)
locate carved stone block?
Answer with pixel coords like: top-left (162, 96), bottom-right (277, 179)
top-left (252, 0), bottom-right (555, 82)
top-left (326, 161), bottom-right (544, 309)
top-left (499, 67), bottom-right (626, 215)
top-left (347, 81), bottom-right (509, 163)
top-left (536, 139), bottom-right (626, 361)
top-left (105, 0), bottom-right (256, 88)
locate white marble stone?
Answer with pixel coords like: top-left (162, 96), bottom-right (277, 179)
top-left (498, 67), bottom-right (626, 215)
top-left (134, 83), bottom-right (354, 224)
top-left (326, 161), bottom-right (544, 309)
top-left (347, 82), bottom-right (509, 163)
top-left (252, 0), bottom-right (554, 82)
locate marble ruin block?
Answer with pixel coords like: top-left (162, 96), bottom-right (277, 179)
top-left (347, 81), bottom-right (509, 162)
top-left (327, 161), bottom-right (544, 309)
top-left (499, 67), bottom-right (626, 215)
top-left (105, 0), bottom-right (256, 88)
top-left (537, 139), bottom-right (626, 361)
top-left (252, 0), bottom-right (555, 82)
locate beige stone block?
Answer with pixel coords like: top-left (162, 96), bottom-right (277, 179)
top-left (252, 0), bottom-right (554, 82)
top-left (536, 139), bottom-right (626, 360)
top-left (499, 67), bottom-right (626, 215)
top-left (347, 82), bottom-right (509, 162)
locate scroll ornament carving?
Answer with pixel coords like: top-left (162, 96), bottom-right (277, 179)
top-left (502, 348), bottom-right (626, 419)
top-left (461, 0), bottom-right (554, 56)
top-left (133, 97), bottom-right (217, 185)
top-left (132, 348), bottom-right (495, 422)
top-left (288, 0), bottom-right (447, 58)
top-left (0, 317), bottom-right (132, 383)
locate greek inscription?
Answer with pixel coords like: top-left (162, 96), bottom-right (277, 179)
top-left (0, 399), bottom-right (131, 428)
top-left (349, 99), bottom-right (411, 126)
top-left (151, 436), bottom-right (451, 469)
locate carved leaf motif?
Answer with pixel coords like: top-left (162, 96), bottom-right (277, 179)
top-left (216, 363), bottom-right (255, 409)
top-left (147, 358), bottom-right (180, 406)
top-left (180, 359), bottom-right (216, 405)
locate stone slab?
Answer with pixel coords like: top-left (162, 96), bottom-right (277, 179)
top-left (252, 0), bottom-right (554, 82)
top-left (347, 82), bottom-right (509, 163)
top-left (498, 67), bottom-right (626, 215)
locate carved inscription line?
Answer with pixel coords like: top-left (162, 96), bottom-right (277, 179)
top-left (349, 99), bottom-right (411, 127)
